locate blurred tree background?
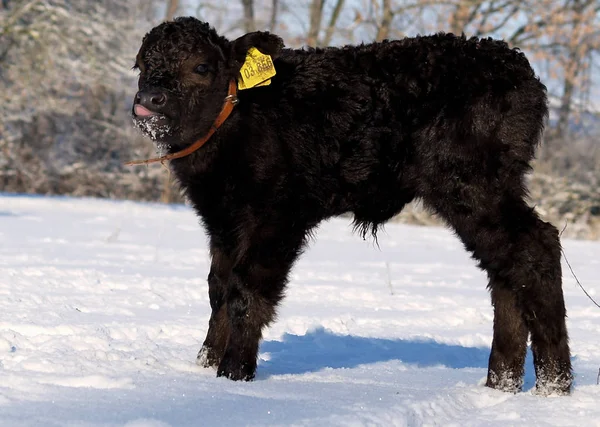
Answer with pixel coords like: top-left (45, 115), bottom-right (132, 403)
top-left (1, 0), bottom-right (599, 237)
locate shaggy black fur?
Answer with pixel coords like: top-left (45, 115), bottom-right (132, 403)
top-left (132, 17), bottom-right (572, 394)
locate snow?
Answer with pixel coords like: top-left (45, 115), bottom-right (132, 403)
top-left (133, 115), bottom-right (171, 144)
top-left (0, 194), bottom-right (599, 426)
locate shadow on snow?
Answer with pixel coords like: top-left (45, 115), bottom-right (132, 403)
top-left (259, 327), bottom-right (543, 389)
top-left (259, 327), bottom-right (489, 375)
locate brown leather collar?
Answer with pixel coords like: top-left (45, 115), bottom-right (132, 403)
top-left (125, 79), bottom-right (239, 166)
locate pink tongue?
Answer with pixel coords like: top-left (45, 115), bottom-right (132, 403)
top-left (134, 104), bottom-right (156, 117)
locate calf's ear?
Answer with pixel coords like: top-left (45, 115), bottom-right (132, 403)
top-left (230, 31), bottom-right (284, 65)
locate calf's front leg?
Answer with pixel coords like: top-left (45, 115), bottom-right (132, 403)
top-left (197, 244), bottom-right (232, 368)
top-left (217, 229), bottom-right (307, 381)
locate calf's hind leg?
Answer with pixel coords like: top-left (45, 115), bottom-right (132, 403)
top-left (424, 188), bottom-right (572, 394)
top-left (486, 281), bottom-right (529, 392)
top-left (517, 217), bottom-right (572, 395)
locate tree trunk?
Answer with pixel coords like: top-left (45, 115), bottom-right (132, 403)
top-left (269, 0), bottom-right (279, 32)
top-left (241, 0), bottom-right (255, 33)
top-left (556, 58), bottom-right (579, 139)
top-left (307, 0), bottom-right (325, 47)
top-left (556, 0), bottom-right (587, 139)
top-left (375, 0), bottom-right (393, 41)
top-left (165, 0), bottom-right (179, 21)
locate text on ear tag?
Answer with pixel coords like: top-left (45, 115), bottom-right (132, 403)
top-left (238, 47), bottom-right (276, 90)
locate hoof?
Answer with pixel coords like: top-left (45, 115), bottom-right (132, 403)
top-left (196, 345), bottom-right (220, 369)
top-left (216, 353), bottom-right (256, 381)
top-left (534, 375), bottom-right (572, 396)
top-left (486, 370), bottom-right (523, 394)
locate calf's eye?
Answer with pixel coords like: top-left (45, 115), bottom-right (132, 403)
top-left (195, 64), bottom-right (209, 74)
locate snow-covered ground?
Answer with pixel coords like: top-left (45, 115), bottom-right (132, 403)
top-left (0, 194), bottom-right (599, 427)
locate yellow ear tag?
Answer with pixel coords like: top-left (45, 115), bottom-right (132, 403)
top-left (238, 47), bottom-right (276, 90)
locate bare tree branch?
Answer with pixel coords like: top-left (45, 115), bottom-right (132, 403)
top-left (322, 0), bottom-right (345, 46)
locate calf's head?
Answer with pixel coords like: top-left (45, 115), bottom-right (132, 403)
top-left (132, 17), bottom-right (283, 148)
